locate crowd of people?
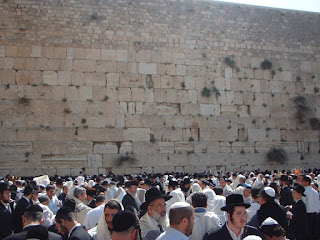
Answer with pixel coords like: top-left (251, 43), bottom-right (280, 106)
top-left (0, 168), bottom-right (319, 240)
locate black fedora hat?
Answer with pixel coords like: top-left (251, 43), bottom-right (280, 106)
top-left (140, 188), bottom-right (172, 211)
top-left (292, 183), bottom-right (306, 197)
top-left (221, 194), bottom-right (250, 211)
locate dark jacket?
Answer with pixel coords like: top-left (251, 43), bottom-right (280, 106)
top-left (122, 193), bottom-right (139, 212)
top-left (0, 201), bottom-right (14, 240)
top-left (257, 200), bottom-right (288, 232)
top-left (13, 197), bottom-right (32, 233)
top-left (280, 186), bottom-right (294, 206)
top-left (87, 199), bottom-right (96, 209)
top-left (4, 225), bottom-right (62, 240)
top-left (68, 225), bottom-right (91, 240)
top-left (203, 223), bottom-right (263, 240)
top-left (288, 199), bottom-right (307, 240)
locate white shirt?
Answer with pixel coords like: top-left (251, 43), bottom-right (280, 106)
top-left (47, 195), bottom-right (60, 215)
top-left (156, 227), bottom-right (189, 240)
top-left (302, 185), bottom-right (320, 213)
top-left (83, 205), bottom-right (104, 230)
top-left (226, 221), bottom-right (244, 240)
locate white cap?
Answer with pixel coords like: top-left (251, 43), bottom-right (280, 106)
top-left (260, 217), bottom-right (278, 227)
top-left (243, 236), bottom-right (262, 240)
top-left (170, 202), bottom-right (191, 209)
top-left (264, 187), bottom-right (275, 197)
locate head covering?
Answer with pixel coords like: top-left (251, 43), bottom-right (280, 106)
top-left (112, 210), bottom-right (139, 232)
top-left (221, 194), bottom-right (250, 211)
top-left (243, 236), bottom-right (262, 240)
top-left (171, 202), bottom-right (191, 209)
top-left (140, 188), bottom-right (172, 211)
top-left (261, 187), bottom-right (275, 198)
top-left (260, 217), bottom-right (278, 228)
top-left (292, 183), bottom-right (306, 197)
top-left (0, 182), bottom-right (10, 192)
top-left (124, 180), bottom-right (139, 188)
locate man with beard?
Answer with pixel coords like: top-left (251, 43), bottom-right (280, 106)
top-left (156, 202), bottom-right (195, 240)
top-left (55, 206), bottom-right (91, 240)
top-left (0, 182), bottom-right (14, 239)
top-left (139, 188), bottom-right (172, 237)
top-left (88, 199), bottom-right (123, 240)
top-left (122, 180), bottom-right (141, 213)
top-left (204, 194), bottom-right (263, 240)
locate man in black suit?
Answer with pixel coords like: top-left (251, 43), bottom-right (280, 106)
top-left (287, 184), bottom-right (307, 240)
top-left (279, 175), bottom-right (294, 207)
top-left (4, 205), bottom-right (62, 240)
top-left (204, 194), bottom-right (263, 240)
top-left (122, 180), bottom-right (141, 213)
top-left (0, 182), bottom-right (14, 239)
top-left (13, 185), bottom-right (35, 233)
top-left (55, 206), bottom-right (91, 240)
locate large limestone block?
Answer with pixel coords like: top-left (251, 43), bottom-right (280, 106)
top-left (135, 50), bottom-right (152, 63)
top-left (67, 142), bottom-right (93, 154)
top-left (200, 104), bottom-right (214, 116)
top-left (101, 49), bottom-right (115, 61)
top-left (117, 88), bottom-right (131, 101)
top-left (119, 142), bottom-right (132, 154)
top-left (157, 103), bottom-right (180, 115)
top-left (85, 49), bottom-right (100, 60)
top-left (139, 63), bottom-right (157, 75)
top-left (116, 50), bottom-right (128, 62)
top-left (248, 129), bottom-right (266, 142)
top-left (132, 88), bottom-right (146, 102)
top-left (181, 103), bottom-right (200, 115)
top-left (126, 115), bottom-right (141, 128)
top-left (124, 128), bottom-right (150, 141)
top-left (78, 128), bottom-right (124, 142)
top-left (94, 142), bottom-right (118, 154)
top-left (158, 142), bottom-right (175, 154)
top-left (0, 142), bottom-right (33, 154)
top-left (85, 73), bottom-right (106, 86)
top-left (73, 60), bottom-right (96, 72)
top-left (210, 128), bottom-right (237, 142)
top-left (43, 71), bottom-right (58, 85)
top-left (161, 128), bottom-right (183, 142)
top-left (41, 154), bottom-right (87, 167)
top-left (30, 45), bottom-right (42, 58)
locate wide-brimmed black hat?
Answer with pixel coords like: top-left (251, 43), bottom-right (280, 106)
top-left (124, 180), bottom-right (139, 188)
top-left (140, 188), bottom-right (172, 211)
top-left (112, 210), bottom-right (139, 232)
top-left (221, 194), bottom-right (250, 211)
top-left (292, 183), bottom-right (306, 197)
top-left (0, 182), bottom-right (10, 192)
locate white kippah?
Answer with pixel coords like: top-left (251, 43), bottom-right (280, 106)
top-left (170, 202), bottom-right (191, 209)
top-left (243, 235), bottom-right (262, 240)
top-left (261, 217), bottom-right (278, 227)
top-left (264, 187), bottom-right (275, 197)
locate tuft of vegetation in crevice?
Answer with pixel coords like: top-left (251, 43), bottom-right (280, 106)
top-left (310, 118), bottom-right (320, 130)
top-left (292, 95), bottom-right (310, 124)
top-left (261, 59), bottom-right (272, 70)
top-left (117, 153), bottom-right (137, 167)
top-left (18, 97), bottom-right (30, 105)
top-left (201, 87), bottom-right (211, 98)
top-left (150, 134), bottom-right (156, 143)
top-left (266, 147), bottom-right (288, 164)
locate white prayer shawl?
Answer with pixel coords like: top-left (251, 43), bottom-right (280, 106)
top-left (115, 186), bottom-right (126, 202)
top-left (252, 174), bottom-right (264, 189)
top-left (247, 202), bottom-right (260, 222)
top-left (223, 185), bottom-right (233, 197)
top-left (189, 208), bottom-right (222, 240)
top-left (105, 185), bottom-right (118, 201)
top-left (83, 204), bottom-right (104, 230)
top-left (74, 197), bottom-right (92, 225)
top-left (33, 175), bottom-right (50, 187)
top-left (202, 186), bottom-right (216, 201)
top-left (186, 183), bottom-right (202, 204)
top-left (140, 212), bottom-right (169, 237)
top-left (88, 207), bottom-right (111, 240)
top-left (166, 188), bottom-right (185, 214)
top-left (230, 175), bottom-right (245, 190)
top-left (207, 195), bottom-right (227, 225)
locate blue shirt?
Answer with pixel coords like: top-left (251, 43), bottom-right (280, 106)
top-left (156, 227), bottom-right (189, 240)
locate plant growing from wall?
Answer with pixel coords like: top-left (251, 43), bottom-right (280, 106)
top-left (266, 147), bottom-right (288, 164)
top-left (150, 134), bottom-right (156, 143)
top-left (64, 108), bottom-right (71, 114)
top-left (201, 87), bottom-right (211, 97)
top-left (310, 118), bottom-right (320, 130)
top-left (117, 153), bottom-right (137, 166)
top-left (292, 95), bottom-right (310, 124)
top-left (103, 95), bottom-right (109, 101)
top-left (224, 57), bottom-right (236, 68)
top-left (18, 97), bottom-right (30, 105)
top-left (261, 59), bottom-right (272, 70)
top-left (188, 137), bottom-right (194, 142)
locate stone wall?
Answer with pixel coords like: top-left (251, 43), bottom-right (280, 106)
top-left (0, 0), bottom-right (319, 176)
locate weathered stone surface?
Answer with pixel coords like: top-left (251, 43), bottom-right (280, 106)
top-left (139, 63), bottom-right (157, 75)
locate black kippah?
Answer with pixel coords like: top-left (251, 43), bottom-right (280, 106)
top-left (112, 210), bottom-right (138, 232)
